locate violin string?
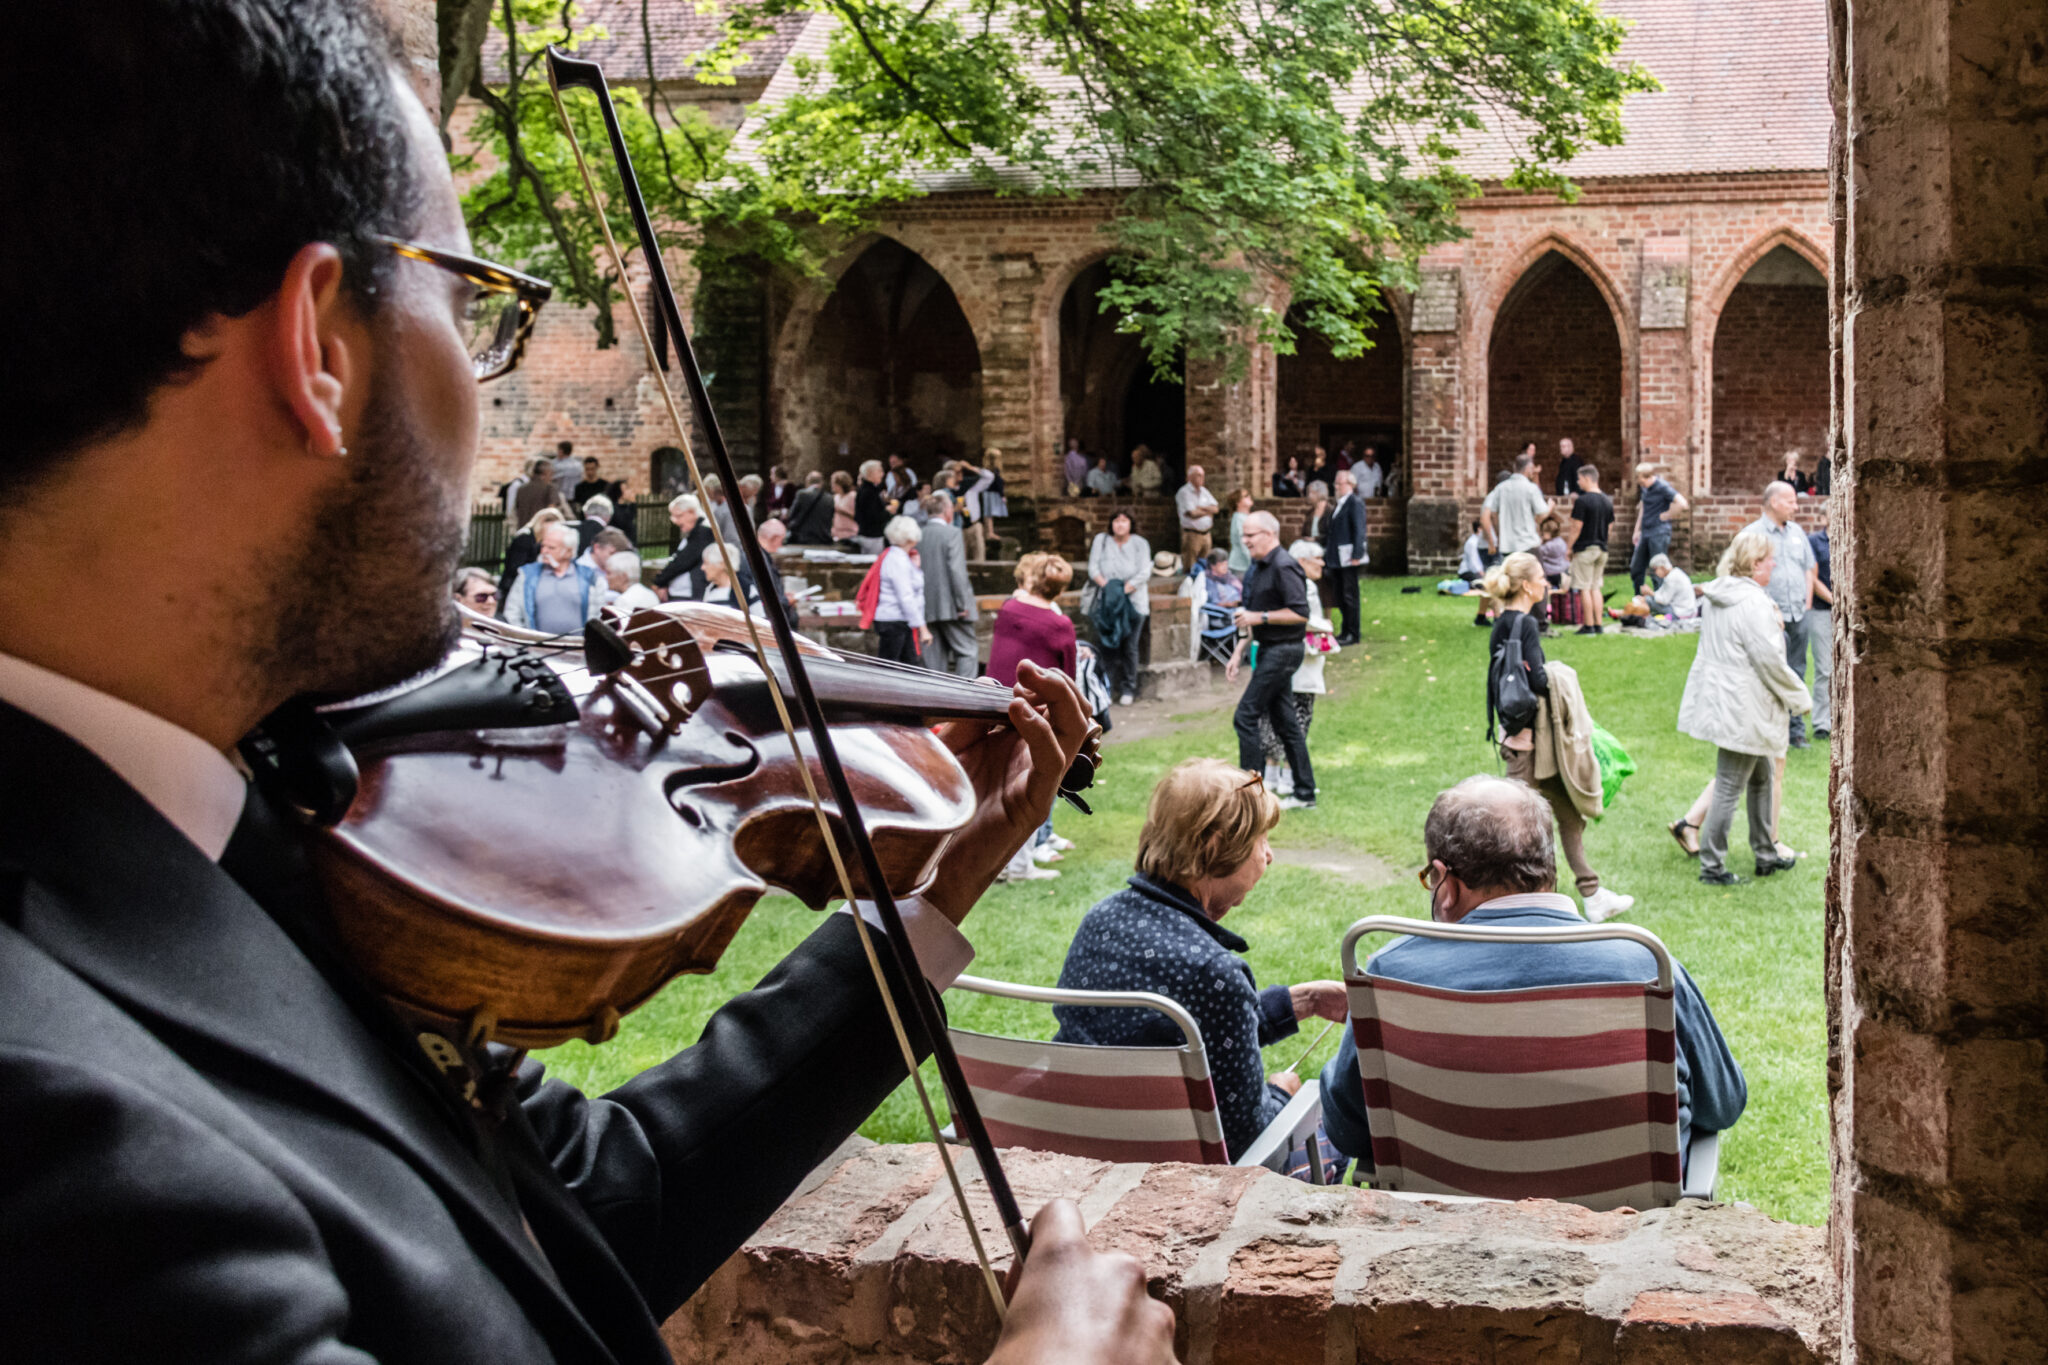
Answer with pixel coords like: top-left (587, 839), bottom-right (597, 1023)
top-left (549, 74), bottom-right (1010, 1318)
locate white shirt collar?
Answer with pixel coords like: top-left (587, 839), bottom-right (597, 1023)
top-left (0, 651), bottom-right (246, 861)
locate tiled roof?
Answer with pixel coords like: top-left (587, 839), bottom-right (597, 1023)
top-left (1455, 0), bottom-right (1830, 179)
top-left (480, 0), bottom-right (807, 87)
top-left (741, 0), bottom-right (1827, 187)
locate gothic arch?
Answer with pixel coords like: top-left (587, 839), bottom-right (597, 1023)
top-left (767, 234), bottom-right (986, 475)
top-left (1698, 229), bottom-right (1832, 494)
top-left (1478, 237), bottom-right (1634, 492)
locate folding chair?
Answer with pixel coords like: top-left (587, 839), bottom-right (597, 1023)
top-left (942, 974), bottom-right (1325, 1174)
top-left (1340, 916), bottom-right (1719, 1211)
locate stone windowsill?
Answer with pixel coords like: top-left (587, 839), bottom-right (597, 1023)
top-left (664, 1142), bottom-right (1837, 1364)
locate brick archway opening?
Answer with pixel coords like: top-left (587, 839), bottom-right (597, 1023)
top-left (1059, 260), bottom-right (1185, 475)
top-left (782, 238), bottom-right (983, 474)
top-left (1486, 251), bottom-right (1625, 484)
top-left (1275, 306), bottom-right (1405, 491)
top-left (1708, 246), bottom-right (1828, 497)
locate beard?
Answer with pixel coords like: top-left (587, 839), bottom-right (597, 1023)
top-left (259, 348), bottom-right (469, 703)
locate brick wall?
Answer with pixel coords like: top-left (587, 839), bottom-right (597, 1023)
top-left (475, 301), bottom-right (653, 498)
top-left (663, 1142), bottom-right (1837, 1364)
top-left (1275, 316), bottom-right (1405, 472)
top-left (1486, 253), bottom-right (1627, 482)
top-left (1708, 282), bottom-right (1829, 495)
top-left (478, 178), bottom-right (1832, 563)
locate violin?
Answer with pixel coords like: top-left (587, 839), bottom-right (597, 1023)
top-left (263, 605), bottom-right (1096, 1053)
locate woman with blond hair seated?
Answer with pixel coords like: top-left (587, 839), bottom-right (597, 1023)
top-left (1052, 758), bottom-right (1347, 1161)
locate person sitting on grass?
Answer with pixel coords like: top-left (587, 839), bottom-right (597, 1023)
top-left (1054, 758), bottom-right (1348, 1163)
top-left (1319, 776), bottom-right (1747, 1180)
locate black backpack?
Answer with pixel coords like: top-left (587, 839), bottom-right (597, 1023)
top-left (1488, 625), bottom-right (1540, 742)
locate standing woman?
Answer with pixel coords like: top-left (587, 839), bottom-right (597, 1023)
top-left (829, 469), bottom-right (859, 548)
top-left (1086, 508), bottom-right (1153, 706)
top-left (1301, 481), bottom-right (1333, 612)
top-left (1676, 528), bottom-right (1814, 885)
top-left (872, 515), bottom-right (929, 664)
top-left (1226, 488), bottom-right (1256, 574)
top-left (988, 552), bottom-right (1078, 686)
top-left (1482, 552), bottom-right (1632, 921)
top-left (989, 552), bottom-right (1080, 882)
top-left (854, 459), bottom-right (892, 553)
top-left (653, 493), bottom-right (714, 599)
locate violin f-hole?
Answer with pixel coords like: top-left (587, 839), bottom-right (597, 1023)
top-left (660, 731), bottom-right (761, 827)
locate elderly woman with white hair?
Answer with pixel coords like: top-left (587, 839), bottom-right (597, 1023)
top-left (872, 515), bottom-right (928, 664)
top-left (654, 493), bottom-right (713, 599)
top-left (1677, 527), bottom-right (1814, 885)
top-left (603, 551), bottom-right (659, 616)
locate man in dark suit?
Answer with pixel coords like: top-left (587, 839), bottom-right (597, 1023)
top-left (1322, 467), bottom-right (1368, 645)
top-left (0, 7), bottom-right (1171, 1363)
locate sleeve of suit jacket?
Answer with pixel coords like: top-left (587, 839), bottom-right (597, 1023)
top-left (517, 912), bottom-right (929, 1318)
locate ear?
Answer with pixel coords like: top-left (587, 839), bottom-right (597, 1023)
top-left (270, 242), bottom-right (357, 458)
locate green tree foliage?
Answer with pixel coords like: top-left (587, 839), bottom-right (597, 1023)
top-left (447, 0), bottom-right (1652, 367)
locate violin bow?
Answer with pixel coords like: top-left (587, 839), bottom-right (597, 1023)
top-left (543, 49), bottom-right (1028, 1310)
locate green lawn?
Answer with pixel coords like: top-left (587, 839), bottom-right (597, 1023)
top-left (538, 575), bottom-right (1832, 1225)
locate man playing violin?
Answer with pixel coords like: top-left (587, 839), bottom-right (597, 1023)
top-left (0, 3), bottom-right (1172, 1363)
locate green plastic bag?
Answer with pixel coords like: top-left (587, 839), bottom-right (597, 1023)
top-left (1591, 725), bottom-right (1636, 811)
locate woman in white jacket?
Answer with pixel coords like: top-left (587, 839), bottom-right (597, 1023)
top-left (1677, 528), bottom-right (1814, 885)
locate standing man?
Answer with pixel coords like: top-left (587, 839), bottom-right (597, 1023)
top-left (745, 516), bottom-right (799, 629)
top-left (1176, 463), bottom-right (1220, 569)
top-left (509, 455), bottom-right (565, 527)
top-left (1322, 468), bottom-right (1368, 646)
top-left (1564, 464), bottom-right (1614, 634)
top-left (1745, 481), bottom-right (1823, 748)
top-left (1629, 461), bottom-right (1690, 594)
top-left (1228, 512), bottom-right (1316, 810)
top-left (1480, 450), bottom-right (1550, 560)
top-left (1353, 447), bottom-right (1385, 498)
top-left (920, 492), bottom-right (979, 677)
top-left (787, 470), bottom-right (835, 544)
top-left (549, 440), bottom-right (582, 505)
top-left (1807, 522), bottom-right (1834, 739)
top-left (1553, 438), bottom-right (1586, 497)
top-left (508, 521), bottom-right (603, 633)
top-left (572, 456), bottom-right (609, 507)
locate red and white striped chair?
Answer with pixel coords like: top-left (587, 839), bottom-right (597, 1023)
top-left (943, 974), bottom-right (1325, 1172)
top-left (1341, 916), bottom-right (1718, 1210)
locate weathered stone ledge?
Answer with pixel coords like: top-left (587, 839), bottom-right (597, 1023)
top-left (663, 1143), bottom-right (1837, 1364)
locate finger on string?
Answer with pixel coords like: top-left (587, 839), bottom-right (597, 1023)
top-left (1007, 694), bottom-right (1066, 806)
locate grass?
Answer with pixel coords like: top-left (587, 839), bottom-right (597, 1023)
top-left (538, 575), bottom-right (1832, 1225)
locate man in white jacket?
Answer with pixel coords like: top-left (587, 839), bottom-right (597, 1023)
top-left (1676, 528), bottom-right (1814, 885)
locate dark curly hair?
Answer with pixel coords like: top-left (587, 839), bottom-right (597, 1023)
top-left (3, 0), bottom-right (423, 484)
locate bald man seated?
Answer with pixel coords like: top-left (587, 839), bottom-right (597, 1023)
top-left (1319, 776), bottom-right (1747, 1178)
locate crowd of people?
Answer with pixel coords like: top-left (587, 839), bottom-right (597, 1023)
top-left (466, 432), bottom-right (1832, 1184)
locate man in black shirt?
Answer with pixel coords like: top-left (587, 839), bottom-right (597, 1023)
top-left (1565, 464), bottom-right (1615, 634)
top-left (1553, 437), bottom-right (1586, 498)
top-left (1228, 511), bottom-right (1316, 807)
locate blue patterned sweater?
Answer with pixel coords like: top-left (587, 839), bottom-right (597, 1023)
top-left (1053, 873), bottom-right (1298, 1160)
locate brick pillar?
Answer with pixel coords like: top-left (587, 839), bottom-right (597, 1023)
top-left (1637, 234), bottom-right (1693, 563)
top-left (984, 252), bottom-right (1040, 490)
top-left (1183, 342), bottom-right (1272, 497)
top-left (1832, 0), bottom-right (2048, 1359)
top-left (1405, 261), bottom-right (1463, 572)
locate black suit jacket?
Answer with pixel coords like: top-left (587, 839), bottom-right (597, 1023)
top-left (0, 703), bottom-right (923, 1363)
top-left (1323, 492), bottom-right (1368, 571)
top-left (787, 487), bottom-right (835, 544)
